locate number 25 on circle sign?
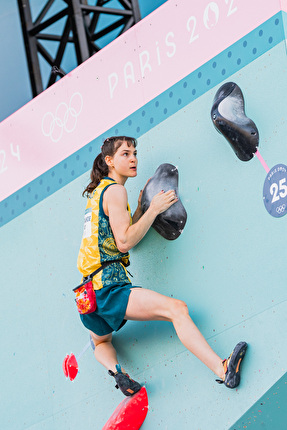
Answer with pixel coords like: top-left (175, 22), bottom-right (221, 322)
top-left (263, 164), bottom-right (287, 218)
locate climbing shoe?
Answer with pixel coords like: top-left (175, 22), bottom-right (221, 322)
top-left (216, 341), bottom-right (248, 389)
top-left (108, 364), bottom-right (142, 396)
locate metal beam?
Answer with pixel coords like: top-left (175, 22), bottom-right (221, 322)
top-left (17, 0), bottom-right (141, 97)
top-left (29, 8), bottom-right (69, 36)
top-left (17, 0), bottom-right (43, 97)
top-left (80, 5), bottom-right (133, 16)
top-left (130, 0), bottom-right (141, 23)
top-left (70, 0), bottom-right (90, 63)
top-left (34, 0), bottom-right (57, 26)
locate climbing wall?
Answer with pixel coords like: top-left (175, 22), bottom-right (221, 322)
top-left (1, 1), bottom-right (287, 429)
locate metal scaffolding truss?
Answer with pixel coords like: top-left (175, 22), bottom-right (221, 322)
top-left (17, 0), bottom-right (141, 97)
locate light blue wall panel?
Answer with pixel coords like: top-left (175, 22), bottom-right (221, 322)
top-left (232, 372), bottom-right (287, 430)
top-left (1, 35), bottom-right (287, 429)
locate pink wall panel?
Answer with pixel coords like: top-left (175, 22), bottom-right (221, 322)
top-left (0, 0), bottom-right (282, 201)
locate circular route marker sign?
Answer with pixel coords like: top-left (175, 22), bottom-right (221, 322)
top-left (263, 164), bottom-right (287, 218)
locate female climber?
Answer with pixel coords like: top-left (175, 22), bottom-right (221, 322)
top-left (76, 135), bottom-right (247, 396)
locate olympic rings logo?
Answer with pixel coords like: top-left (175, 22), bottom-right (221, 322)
top-left (276, 204), bottom-right (286, 214)
top-left (41, 92), bottom-right (83, 142)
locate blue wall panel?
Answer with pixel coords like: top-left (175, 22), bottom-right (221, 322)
top-left (1, 10), bottom-right (287, 430)
top-left (232, 372), bottom-right (287, 430)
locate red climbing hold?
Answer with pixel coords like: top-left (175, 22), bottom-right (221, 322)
top-left (63, 355), bottom-right (69, 377)
top-left (62, 353), bottom-right (78, 381)
top-left (102, 386), bottom-right (148, 430)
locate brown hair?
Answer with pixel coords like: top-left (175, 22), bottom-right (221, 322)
top-left (82, 136), bottom-right (137, 196)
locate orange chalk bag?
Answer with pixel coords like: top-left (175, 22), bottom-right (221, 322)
top-left (73, 280), bottom-right (97, 314)
top-left (73, 260), bottom-right (120, 315)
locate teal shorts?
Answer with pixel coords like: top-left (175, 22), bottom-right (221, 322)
top-left (79, 282), bottom-right (140, 336)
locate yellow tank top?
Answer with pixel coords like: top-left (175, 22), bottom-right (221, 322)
top-left (77, 177), bottom-right (131, 290)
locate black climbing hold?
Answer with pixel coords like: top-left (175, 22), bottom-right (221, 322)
top-left (211, 82), bottom-right (259, 161)
top-left (141, 163), bottom-right (187, 240)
